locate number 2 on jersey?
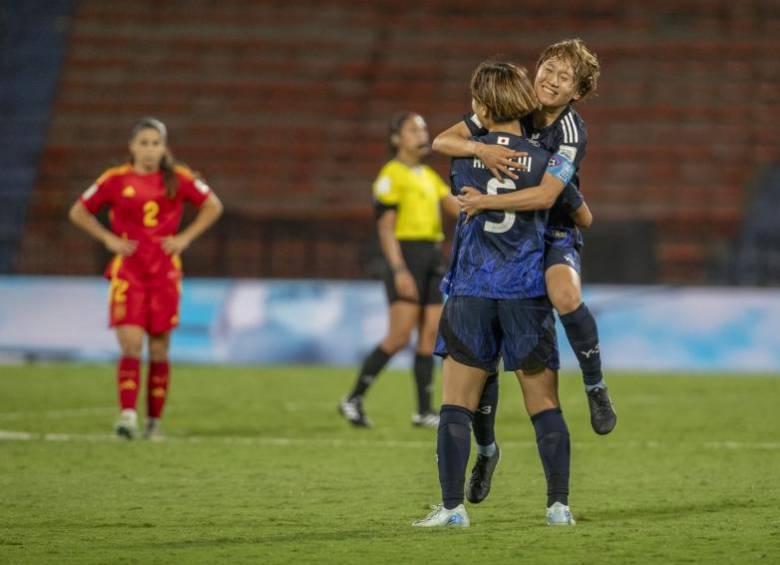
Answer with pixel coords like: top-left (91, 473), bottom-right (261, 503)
top-left (483, 178), bottom-right (516, 234)
top-left (143, 201), bottom-right (159, 227)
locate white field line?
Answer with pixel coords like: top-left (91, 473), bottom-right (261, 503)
top-left (0, 407), bottom-right (116, 421)
top-left (0, 429), bottom-right (778, 451)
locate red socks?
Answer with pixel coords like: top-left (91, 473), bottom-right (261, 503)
top-left (147, 361), bottom-right (171, 419)
top-left (117, 357), bottom-right (141, 411)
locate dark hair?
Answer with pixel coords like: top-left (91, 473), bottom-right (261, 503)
top-left (387, 111), bottom-right (419, 155)
top-left (130, 117), bottom-right (178, 199)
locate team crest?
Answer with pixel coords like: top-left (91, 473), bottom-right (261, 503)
top-left (122, 185), bottom-right (136, 198)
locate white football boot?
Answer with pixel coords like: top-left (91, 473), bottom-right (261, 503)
top-left (412, 504), bottom-right (470, 528)
top-left (115, 409), bottom-right (137, 440)
top-left (546, 502), bottom-right (576, 526)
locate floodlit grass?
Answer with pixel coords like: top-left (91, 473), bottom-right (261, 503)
top-left (0, 364), bottom-right (778, 564)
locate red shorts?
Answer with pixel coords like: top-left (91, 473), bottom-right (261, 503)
top-left (106, 255), bottom-right (182, 334)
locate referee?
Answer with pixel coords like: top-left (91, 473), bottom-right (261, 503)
top-left (339, 112), bottom-right (459, 428)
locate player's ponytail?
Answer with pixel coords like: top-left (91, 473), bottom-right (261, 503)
top-left (160, 149), bottom-right (179, 199)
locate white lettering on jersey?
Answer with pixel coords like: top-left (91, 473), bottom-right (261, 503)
top-left (470, 114), bottom-right (483, 129)
top-left (511, 155), bottom-right (532, 172)
top-left (472, 158), bottom-right (486, 169)
top-left (82, 184), bottom-right (98, 200)
top-left (194, 178), bottom-right (211, 195)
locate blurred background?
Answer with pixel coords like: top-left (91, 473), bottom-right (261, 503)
top-left (1, 0), bottom-right (779, 370)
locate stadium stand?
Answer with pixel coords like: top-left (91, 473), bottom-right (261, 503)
top-left (15, 0), bottom-right (780, 282)
top-left (0, 0), bottom-right (73, 272)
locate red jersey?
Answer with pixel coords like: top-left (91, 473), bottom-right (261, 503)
top-left (81, 164), bottom-right (212, 280)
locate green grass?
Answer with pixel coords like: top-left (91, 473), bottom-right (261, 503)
top-left (0, 364), bottom-right (779, 564)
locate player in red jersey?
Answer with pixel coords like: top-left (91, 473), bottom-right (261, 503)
top-left (68, 117), bottom-right (223, 439)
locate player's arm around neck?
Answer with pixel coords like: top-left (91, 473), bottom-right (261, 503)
top-left (433, 121), bottom-right (523, 181)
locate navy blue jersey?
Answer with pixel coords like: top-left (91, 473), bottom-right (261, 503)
top-left (443, 132), bottom-right (552, 299)
top-left (464, 106), bottom-right (588, 248)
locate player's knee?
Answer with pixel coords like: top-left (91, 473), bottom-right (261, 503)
top-left (148, 340), bottom-right (169, 361)
top-left (550, 289), bottom-right (581, 315)
top-left (382, 333), bottom-right (411, 354)
top-left (120, 340), bottom-right (143, 358)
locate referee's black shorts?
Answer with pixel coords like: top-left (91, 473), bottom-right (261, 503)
top-left (382, 241), bottom-right (445, 306)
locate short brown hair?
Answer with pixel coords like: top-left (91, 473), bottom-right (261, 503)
top-left (536, 38), bottom-right (600, 100)
top-left (470, 61), bottom-right (540, 124)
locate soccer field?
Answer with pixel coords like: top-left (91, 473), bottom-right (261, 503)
top-left (0, 364), bottom-right (778, 564)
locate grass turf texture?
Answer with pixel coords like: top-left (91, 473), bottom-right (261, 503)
top-left (0, 364), bottom-right (778, 564)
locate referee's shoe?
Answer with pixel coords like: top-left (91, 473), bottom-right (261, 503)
top-left (339, 396), bottom-right (371, 428)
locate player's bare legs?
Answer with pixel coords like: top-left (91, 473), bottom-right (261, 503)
top-left (145, 331), bottom-right (171, 439)
top-left (410, 304), bottom-right (442, 426)
top-left (546, 263), bottom-right (616, 434)
top-left (340, 302), bottom-right (419, 427)
top-left (516, 367), bottom-right (574, 525)
top-left (114, 325), bottom-right (145, 439)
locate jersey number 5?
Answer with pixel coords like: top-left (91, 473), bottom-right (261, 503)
top-left (484, 178), bottom-right (516, 234)
top-left (143, 201), bottom-right (159, 227)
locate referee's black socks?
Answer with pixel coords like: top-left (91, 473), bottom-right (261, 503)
top-left (349, 345), bottom-right (391, 399)
top-left (413, 353), bottom-right (434, 414)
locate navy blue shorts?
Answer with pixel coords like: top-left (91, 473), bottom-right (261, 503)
top-left (434, 295), bottom-right (559, 374)
top-left (544, 245), bottom-right (581, 275)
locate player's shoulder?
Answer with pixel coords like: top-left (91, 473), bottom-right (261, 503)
top-left (174, 164), bottom-right (198, 181)
top-left (557, 106), bottom-right (588, 145)
top-left (95, 163), bottom-right (133, 185)
top-left (377, 159), bottom-right (408, 180)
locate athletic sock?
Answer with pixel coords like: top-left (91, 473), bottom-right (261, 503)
top-left (349, 345), bottom-right (392, 399)
top-left (147, 360), bottom-right (170, 419)
top-left (532, 407), bottom-right (571, 507)
top-left (560, 303), bottom-right (604, 388)
top-left (473, 372), bottom-right (498, 447)
top-left (437, 404), bottom-right (473, 509)
top-left (476, 442), bottom-right (497, 458)
top-left (413, 353), bottom-right (434, 414)
top-left (117, 356), bottom-right (140, 412)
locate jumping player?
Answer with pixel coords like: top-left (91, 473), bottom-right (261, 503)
top-left (413, 61), bottom-right (576, 528)
top-left (68, 117), bottom-right (223, 439)
top-left (339, 113), bottom-right (459, 429)
top-left (432, 38), bottom-right (614, 505)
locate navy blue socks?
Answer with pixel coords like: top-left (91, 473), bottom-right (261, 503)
top-left (532, 407), bottom-right (571, 507)
top-left (473, 372), bottom-right (498, 454)
top-left (438, 404), bottom-right (473, 509)
top-left (560, 303), bottom-right (604, 388)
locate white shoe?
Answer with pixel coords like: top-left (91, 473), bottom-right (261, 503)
top-left (546, 502), bottom-right (576, 526)
top-left (411, 412), bottom-right (440, 428)
top-left (144, 418), bottom-right (164, 441)
top-left (115, 409), bottom-right (137, 440)
top-left (412, 504), bottom-right (470, 528)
